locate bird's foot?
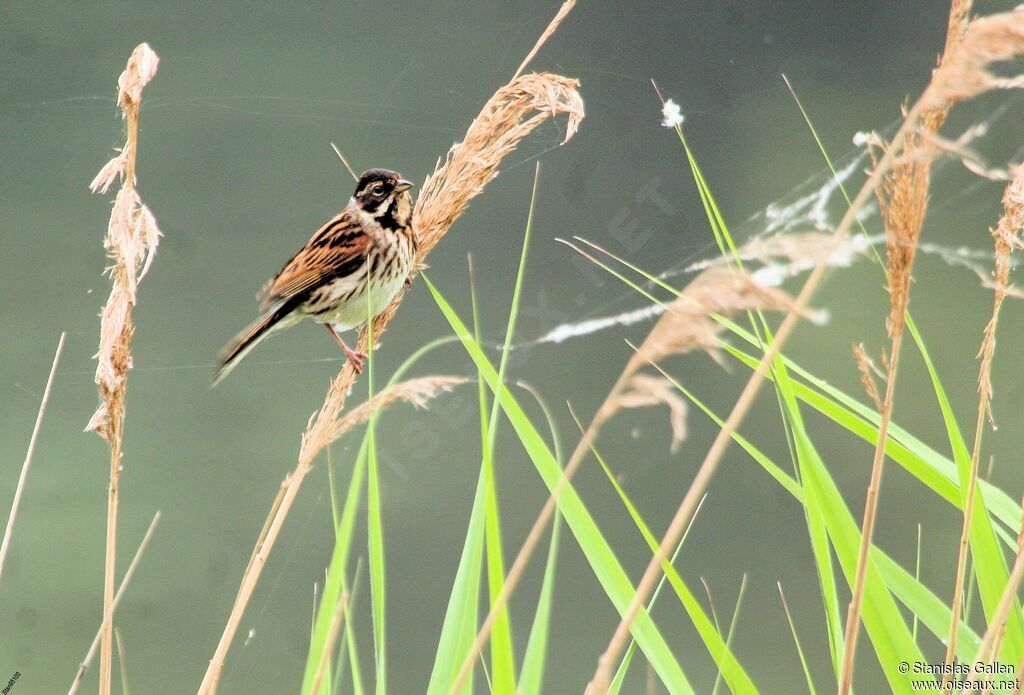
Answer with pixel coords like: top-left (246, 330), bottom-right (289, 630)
top-left (345, 347), bottom-right (369, 374)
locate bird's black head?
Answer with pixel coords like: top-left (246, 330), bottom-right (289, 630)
top-left (353, 169), bottom-right (414, 227)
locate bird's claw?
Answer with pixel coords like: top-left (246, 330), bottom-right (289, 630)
top-left (346, 349), bottom-right (368, 374)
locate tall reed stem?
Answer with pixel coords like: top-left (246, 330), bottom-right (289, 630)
top-left (0, 333), bottom-right (65, 583)
top-left (944, 163), bottom-right (1024, 682)
top-left (87, 43), bottom-right (161, 695)
top-left (838, 329), bottom-right (904, 694)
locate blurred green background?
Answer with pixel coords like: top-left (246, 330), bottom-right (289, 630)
top-left (2, 1), bottom-right (1023, 692)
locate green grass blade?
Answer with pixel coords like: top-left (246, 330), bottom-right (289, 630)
top-left (480, 166), bottom-right (541, 694)
top-left (720, 336), bottom-right (1019, 546)
top-left (115, 628), bottom-right (130, 695)
top-left (367, 424), bottom-right (386, 694)
top-left (787, 80), bottom-right (1024, 661)
top-left (711, 576), bottom-right (748, 695)
top-left (516, 376), bottom-right (566, 695)
top-left (518, 514), bottom-right (561, 694)
top-left (340, 572), bottom-right (366, 695)
top-left (565, 231), bottom-right (1002, 673)
top-left (664, 127), bottom-right (850, 679)
top-left (426, 470), bottom-right (488, 695)
top-left (424, 274), bottom-right (693, 693)
top-left (304, 444), bottom-right (368, 695)
top-left (590, 443), bottom-right (756, 695)
top-left (737, 304), bottom-right (920, 693)
top-left (778, 584), bottom-right (817, 695)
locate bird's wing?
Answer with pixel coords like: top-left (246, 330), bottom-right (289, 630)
top-left (257, 209), bottom-right (371, 311)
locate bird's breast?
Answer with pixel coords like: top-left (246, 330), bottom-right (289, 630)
top-left (302, 229), bottom-right (414, 331)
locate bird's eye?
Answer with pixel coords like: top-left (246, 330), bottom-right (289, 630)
top-left (371, 184), bottom-right (385, 196)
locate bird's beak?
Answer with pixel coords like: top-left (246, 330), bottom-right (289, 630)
top-left (395, 179), bottom-right (414, 193)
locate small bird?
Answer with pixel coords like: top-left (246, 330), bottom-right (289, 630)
top-left (214, 168), bottom-right (417, 385)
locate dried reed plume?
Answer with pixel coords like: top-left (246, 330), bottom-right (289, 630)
top-left (626, 266), bottom-right (804, 372)
top-left (610, 374), bottom-right (689, 453)
top-left (86, 42), bottom-right (160, 695)
top-left (325, 376), bottom-right (465, 443)
top-left (852, 343), bottom-right (883, 412)
top-left (978, 163), bottom-right (1024, 423)
top-left (944, 160), bottom-right (1024, 676)
top-left (198, 35), bottom-right (582, 687)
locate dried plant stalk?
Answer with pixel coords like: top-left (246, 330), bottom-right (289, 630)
top-left (0, 333), bottom-right (66, 583)
top-left (943, 161), bottom-right (1024, 677)
top-left (309, 591), bottom-right (349, 695)
top-left (838, 4), bottom-right (973, 691)
top-left (67, 512), bottom-right (160, 695)
top-left (86, 43), bottom-right (160, 695)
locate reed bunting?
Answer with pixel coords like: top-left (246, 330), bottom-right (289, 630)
top-left (214, 168), bottom-right (417, 384)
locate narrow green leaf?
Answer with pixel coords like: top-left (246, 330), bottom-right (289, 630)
top-left (518, 515), bottom-right (561, 694)
top-left (480, 166), bottom-right (541, 693)
top-left (591, 445), bottom-right (756, 695)
top-left (424, 274), bottom-right (694, 693)
top-left (367, 425), bottom-right (386, 694)
top-left (426, 471), bottom-right (488, 695)
top-left (778, 584), bottom-right (817, 695)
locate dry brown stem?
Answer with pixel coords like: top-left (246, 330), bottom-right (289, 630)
top-left (197, 34), bottom-right (582, 688)
top-left (86, 42), bottom-right (160, 695)
top-left (945, 161), bottom-right (1024, 679)
top-left (0, 333), bottom-right (65, 583)
top-left (68, 511), bottom-right (160, 695)
top-left (309, 591), bottom-right (350, 695)
top-left (839, 4), bottom-right (974, 691)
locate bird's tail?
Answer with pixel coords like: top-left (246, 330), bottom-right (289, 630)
top-left (213, 304), bottom-right (294, 386)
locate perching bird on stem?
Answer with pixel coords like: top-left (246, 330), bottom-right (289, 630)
top-left (214, 168), bottom-right (416, 385)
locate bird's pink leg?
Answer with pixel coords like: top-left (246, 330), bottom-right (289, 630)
top-left (324, 324), bottom-right (368, 374)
